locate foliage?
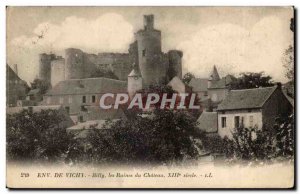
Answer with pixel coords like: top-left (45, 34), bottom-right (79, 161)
top-left (274, 114), bottom-right (294, 157)
top-left (282, 45), bottom-right (294, 98)
top-left (223, 114), bottom-right (294, 162)
top-left (67, 109), bottom-right (204, 165)
top-left (223, 127), bottom-right (274, 161)
top-left (90, 68), bottom-right (119, 80)
top-left (282, 45), bottom-right (294, 83)
top-left (7, 109), bottom-right (74, 161)
top-left (182, 72), bottom-right (195, 85)
top-left (230, 72), bottom-right (274, 90)
top-left (30, 78), bottom-right (51, 94)
top-left (201, 133), bottom-right (225, 154)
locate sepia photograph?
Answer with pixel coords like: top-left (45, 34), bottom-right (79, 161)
top-left (6, 6), bottom-right (295, 189)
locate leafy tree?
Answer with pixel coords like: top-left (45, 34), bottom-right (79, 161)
top-left (282, 45), bottom-right (294, 98)
top-left (67, 109), bottom-right (204, 165)
top-left (230, 72), bottom-right (274, 90)
top-left (274, 114), bottom-right (294, 158)
top-left (223, 114), bottom-right (294, 162)
top-left (30, 78), bottom-right (51, 94)
top-left (282, 45), bottom-right (294, 83)
top-left (7, 109), bottom-right (74, 161)
top-left (182, 72), bottom-right (195, 85)
top-left (223, 127), bottom-right (274, 161)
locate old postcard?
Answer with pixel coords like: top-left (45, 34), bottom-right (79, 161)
top-left (6, 6), bottom-right (295, 189)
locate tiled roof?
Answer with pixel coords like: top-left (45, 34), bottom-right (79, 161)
top-left (217, 86), bottom-right (277, 111)
top-left (197, 112), bottom-right (218, 133)
top-left (189, 78), bottom-right (208, 92)
top-left (45, 77), bottom-right (127, 96)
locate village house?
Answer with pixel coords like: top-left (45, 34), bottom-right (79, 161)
top-left (216, 84), bottom-right (293, 138)
top-left (189, 66), bottom-right (235, 111)
top-left (40, 77), bottom-right (127, 123)
top-left (6, 64), bottom-right (29, 107)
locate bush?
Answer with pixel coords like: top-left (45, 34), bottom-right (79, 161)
top-left (223, 114), bottom-right (294, 162)
top-left (7, 109), bottom-right (74, 161)
top-left (67, 109), bottom-right (205, 165)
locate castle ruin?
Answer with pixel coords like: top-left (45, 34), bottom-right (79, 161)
top-left (38, 15), bottom-right (183, 94)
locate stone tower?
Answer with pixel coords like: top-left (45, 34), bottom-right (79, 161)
top-left (135, 15), bottom-right (166, 87)
top-left (39, 53), bottom-right (56, 83)
top-left (64, 48), bottom-right (85, 80)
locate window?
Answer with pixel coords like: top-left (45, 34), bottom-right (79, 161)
top-left (59, 97), bottom-right (64, 104)
top-left (82, 96), bottom-right (86, 103)
top-left (142, 49), bottom-right (146, 57)
top-left (221, 117), bottom-right (226, 128)
top-left (234, 116), bottom-right (240, 128)
top-left (249, 116), bottom-right (254, 128)
top-left (65, 106), bottom-right (70, 114)
top-left (234, 116), bottom-right (244, 128)
top-left (92, 95), bottom-right (96, 103)
top-left (68, 96), bottom-right (72, 104)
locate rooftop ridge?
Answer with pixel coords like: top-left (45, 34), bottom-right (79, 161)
top-left (230, 85), bottom-right (277, 92)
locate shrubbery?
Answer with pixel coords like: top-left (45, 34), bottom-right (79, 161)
top-left (67, 109), bottom-right (204, 165)
top-left (7, 109), bottom-right (74, 161)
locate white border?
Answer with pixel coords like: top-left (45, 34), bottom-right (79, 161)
top-left (0, 1), bottom-right (298, 193)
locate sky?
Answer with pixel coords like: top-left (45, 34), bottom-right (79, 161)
top-left (6, 7), bottom-right (294, 83)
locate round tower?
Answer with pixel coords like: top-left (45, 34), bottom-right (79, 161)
top-left (167, 50), bottom-right (183, 80)
top-left (64, 48), bottom-right (85, 79)
top-left (135, 15), bottom-right (166, 87)
top-left (39, 53), bottom-right (56, 83)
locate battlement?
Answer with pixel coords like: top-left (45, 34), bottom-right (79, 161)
top-left (144, 14), bottom-right (154, 30)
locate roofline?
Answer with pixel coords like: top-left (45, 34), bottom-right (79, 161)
top-left (45, 92), bottom-right (128, 96)
top-left (66, 77), bottom-right (127, 83)
top-left (217, 107), bottom-right (262, 111)
top-left (229, 86), bottom-right (276, 92)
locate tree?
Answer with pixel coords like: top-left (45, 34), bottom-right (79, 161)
top-left (223, 127), bottom-right (274, 161)
top-left (182, 72), bottom-right (195, 85)
top-left (282, 45), bottom-right (294, 98)
top-left (274, 114), bottom-right (294, 158)
top-left (67, 109), bottom-right (204, 165)
top-left (230, 72), bottom-right (274, 90)
top-left (30, 78), bottom-right (51, 94)
top-left (7, 109), bottom-right (74, 161)
top-left (223, 114), bottom-right (294, 162)
top-left (282, 45), bottom-right (294, 83)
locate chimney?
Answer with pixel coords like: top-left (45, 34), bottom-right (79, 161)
top-left (144, 15), bottom-right (154, 30)
top-left (276, 82), bottom-right (282, 89)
